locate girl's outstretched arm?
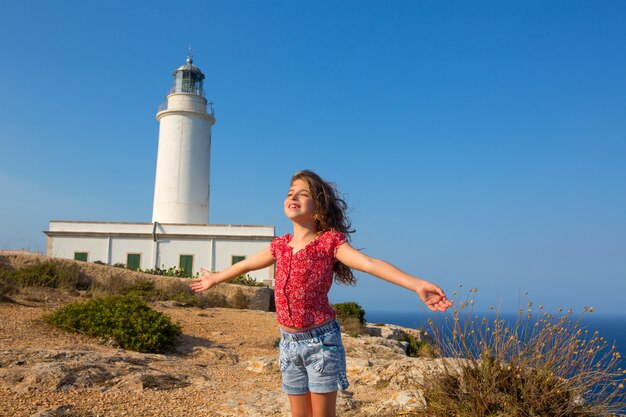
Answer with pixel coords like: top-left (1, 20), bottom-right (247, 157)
top-left (189, 246), bottom-right (274, 292)
top-left (336, 242), bottom-right (452, 312)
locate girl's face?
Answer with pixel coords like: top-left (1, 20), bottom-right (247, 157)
top-left (284, 179), bottom-right (316, 223)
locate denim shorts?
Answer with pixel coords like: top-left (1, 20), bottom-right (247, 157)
top-left (279, 319), bottom-right (349, 395)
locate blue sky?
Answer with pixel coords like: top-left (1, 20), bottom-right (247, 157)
top-left (1, 1), bottom-right (625, 315)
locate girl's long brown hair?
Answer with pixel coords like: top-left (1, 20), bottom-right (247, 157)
top-left (291, 170), bottom-right (356, 285)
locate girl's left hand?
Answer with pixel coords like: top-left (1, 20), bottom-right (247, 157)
top-left (415, 281), bottom-right (453, 312)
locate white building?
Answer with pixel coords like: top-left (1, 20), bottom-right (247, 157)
top-left (44, 54), bottom-right (274, 284)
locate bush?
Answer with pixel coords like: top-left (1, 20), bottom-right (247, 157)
top-left (333, 302), bottom-right (366, 337)
top-left (397, 330), bottom-right (435, 358)
top-left (8, 261), bottom-right (89, 290)
top-left (231, 274), bottom-right (265, 287)
top-left (46, 295), bottom-right (182, 353)
top-left (420, 287), bottom-right (626, 416)
top-left (142, 266), bottom-right (196, 278)
top-left (333, 302), bottom-right (366, 325)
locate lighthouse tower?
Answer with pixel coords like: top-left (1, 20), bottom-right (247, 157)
top-left (152, 53), bottom-right (215, 224)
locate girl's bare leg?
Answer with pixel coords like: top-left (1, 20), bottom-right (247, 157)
top-left (310, 391), bottom-right (337, 417)
top-left (288, 393), bottom-right (312, 417)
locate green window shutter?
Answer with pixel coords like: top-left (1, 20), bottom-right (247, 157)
top-left (231, 255), bottom-right (246, 265)
top-left (179, 255), bottom-right (193, 277)
top-left (127, 254), bottom-right (141, 270)
top-left (74, 252), bottom-right (88, 262)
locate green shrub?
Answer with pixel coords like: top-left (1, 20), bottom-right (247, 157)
top-left (231, 274), bottom-right (265, 287)
top-left (13, 262), bottom-right (58, 287)
top-left (46, 295), bottom-right (182, 353)
top-left (396, 330), bottom-right (435, 358)
top-left (333, 302), bottom-right (366, 325)
top-left (420, 287), bottom-right (626, 417)
top-left (142, 266), bottom-right (196, 278)
top-left (9, 261), bottom-right (89, 290)
top-left (333, 302), bottom-right (366, 337)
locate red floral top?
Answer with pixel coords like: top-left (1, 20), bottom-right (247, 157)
top-left (270, 230), bottom-right (347, 328)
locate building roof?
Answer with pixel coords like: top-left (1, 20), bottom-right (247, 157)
top-left (172, 55), bottom-right (205, 80)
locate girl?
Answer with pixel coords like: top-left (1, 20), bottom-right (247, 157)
top-left (190, 170), bottom-right (452, 417)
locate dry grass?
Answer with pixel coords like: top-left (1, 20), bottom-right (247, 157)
top-left (419, 286), bottom-right (626, 417)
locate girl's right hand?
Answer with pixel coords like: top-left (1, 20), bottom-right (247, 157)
top-left (189, 268), bottom-right (217, 293)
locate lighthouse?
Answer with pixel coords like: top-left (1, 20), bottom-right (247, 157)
top-left (44, 54), bottom-right (274, 285)
top-left (152, 54), bottom-right (215, 224)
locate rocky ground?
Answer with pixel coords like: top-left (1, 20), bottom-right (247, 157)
top-left (0, 287), bottom-right (443, 417)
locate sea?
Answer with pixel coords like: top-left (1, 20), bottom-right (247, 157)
top-left (367, 310), bottom-right (626, 362)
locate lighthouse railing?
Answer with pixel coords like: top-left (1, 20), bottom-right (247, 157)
top-left (169, 85), bottom-right (205, 96)
top-left (157, 100), bottom-right (214, 115)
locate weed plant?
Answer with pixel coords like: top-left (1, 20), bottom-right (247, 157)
top-left (231, 274), bottom-right (266, 287)
top-left (46, 295), bottom-right (182, 353)
top-left (420, 286), bottom-right (626, 416)
top-left (142, 265), bottom-right (197, 278)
